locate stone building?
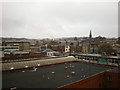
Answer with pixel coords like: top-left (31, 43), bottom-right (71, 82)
top-left (2, 41), bottom-right (30, 51)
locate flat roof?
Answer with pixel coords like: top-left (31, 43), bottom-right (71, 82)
top-left (79, 54), bottom-right (101, 57)
top-left (106, 66), bottom-right (120, 73)
top-left (77, 54), bottom-right (120, 59)
top-left (3, 41), bottom-right (30, 43)
top-left (2, 62), bottom-right (113, 88)
top-left (12, 51), bottom-right (29, 54)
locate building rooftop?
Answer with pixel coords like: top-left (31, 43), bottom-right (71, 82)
top-left (77, 54), bottom-right (120, 59)
top-left (2, 41), bottom-right (30, 43)
top-left (2, 62), bottom-right (114, 88)
top-left (106, 66), bottom-right (120, 73)
top-left (12, 51), bottom-right (29, 54)
top-left (42, 49), bottom-right (56, 53)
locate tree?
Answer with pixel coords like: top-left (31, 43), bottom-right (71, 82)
top-left (70, 42), bottom-right (74, 46)
top-left (74, 37), bottom-right (77, 41)
top-left (116, 37), bottom-right (120, 44)
top-left (98, 43), bottom-right (115, 55)
top-left (65, 40), bottom-right (68, 45)
top-left (95, 36), bottom-right (106, 40)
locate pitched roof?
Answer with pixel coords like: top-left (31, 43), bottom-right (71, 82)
top-left (42, 49), bottom-right (55, 53)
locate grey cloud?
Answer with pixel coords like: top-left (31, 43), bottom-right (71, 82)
top-left (2, 2), bottom-right (118, 39)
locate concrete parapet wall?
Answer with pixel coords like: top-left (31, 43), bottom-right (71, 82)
top-left (2, 56), bottom-right (75, 71)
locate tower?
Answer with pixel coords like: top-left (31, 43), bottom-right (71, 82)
top-left (89, 30), bottom-right (94, 53)
top-left (89, 30), bottom-right (92, 39)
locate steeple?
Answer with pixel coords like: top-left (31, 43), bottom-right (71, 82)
top-left (89, 30), bottom-right (92, 39)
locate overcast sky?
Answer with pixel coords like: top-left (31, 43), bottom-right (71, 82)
top-left (1, 1), bottom-right (118, 39)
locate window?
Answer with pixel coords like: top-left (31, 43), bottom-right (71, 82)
top-left (107, 75), bottom-right (112, 80)
top-left (115, 60), bottom-right (118, 64)
top-left (51, 53), bottom-right (53, 56)
top-left (95, 59), bottom-right (98, 61)
top-left (112, 60), bottom-right (114, 63)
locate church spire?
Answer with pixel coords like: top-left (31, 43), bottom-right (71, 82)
top-left (89, 30), bottom-right (92, 38)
